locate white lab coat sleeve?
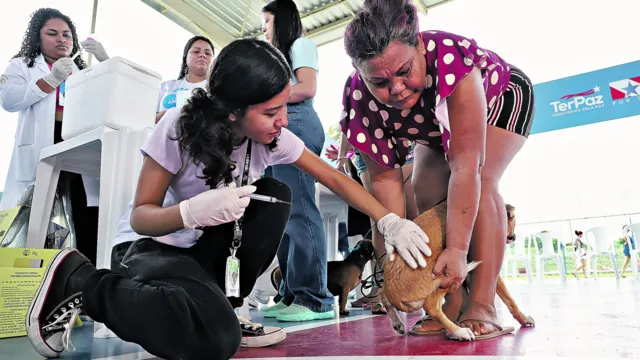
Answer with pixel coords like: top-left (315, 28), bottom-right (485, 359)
top-left (0, 59), bottom-right (49, 113)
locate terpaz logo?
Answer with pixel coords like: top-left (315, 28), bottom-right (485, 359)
top-left (549, 86), bottom-right (604, 116)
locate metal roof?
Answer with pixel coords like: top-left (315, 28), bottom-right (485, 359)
top-left (141, 0), bottom-right (453, 49)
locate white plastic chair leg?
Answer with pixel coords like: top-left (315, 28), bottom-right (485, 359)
top-left (631, 254), bottom-right (638, 280)
top-left (524, 259), bottom-right (533, 283)
top-left (95, 133), bottom-right (119, 270)
top-left (325, 215), bottom-right (340, 262)
top-left (609, 253), bottom-right (619, 280)
top-left (314, 182), bottom-right (320, 207)
top-left (537, 258), bottom-right (545, 282)
top-left (26, 157), bottom-right (61, 248)
top-left (556, 255), bottom-right (567, 282)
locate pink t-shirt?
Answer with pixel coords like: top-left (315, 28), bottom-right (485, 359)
top-left (113, 107), bottom-right (306, 248)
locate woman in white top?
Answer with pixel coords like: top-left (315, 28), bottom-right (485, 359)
top-left (26, 38), bottom-right (431, 359)
top-left (0, 8), bottom-right (106, 263)
top-left (259, 0), bottom-right (336, 322)
top-left (155, 36), bottom-right (214, 123)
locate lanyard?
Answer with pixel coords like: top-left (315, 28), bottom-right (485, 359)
top-left (231, 140), bottom-right (252, 252)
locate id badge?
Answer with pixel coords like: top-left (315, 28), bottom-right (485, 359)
top-left (225, 255), bottom-right (240, 297)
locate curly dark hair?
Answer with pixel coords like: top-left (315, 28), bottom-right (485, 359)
top-left (13, 8), bottom-right (87, 69)
top-left (174, 38), bottom-right (292, 188)
top-left (177, 36), bottom-right (214, 80)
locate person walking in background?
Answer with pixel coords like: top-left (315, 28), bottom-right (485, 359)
top-left (572, 230), bottom-right (588, 279)
top-left (620, 225), bottom-right (638, 278)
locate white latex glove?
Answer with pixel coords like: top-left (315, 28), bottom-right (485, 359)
top-left (80, 39), bottom-right (109, 62)
top-left (42, 57), bottom-right (74, 88)
top-left (179, 183), bottom-right (257, 229)
top-left (377, 213), bottom-right (432, 269)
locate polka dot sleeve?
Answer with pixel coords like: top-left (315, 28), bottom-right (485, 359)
top-left (339, 72), bottom-right (412, 169)
top-left (425, 31), bottom-right (510, 109)
top-left (423, 31), bottom-right (512, 152)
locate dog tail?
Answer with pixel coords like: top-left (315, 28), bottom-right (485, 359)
top-left (467, 261), bottom-right (482, 272)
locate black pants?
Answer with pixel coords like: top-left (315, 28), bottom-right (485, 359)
top-left (82, 177), bottom-right (292, 360)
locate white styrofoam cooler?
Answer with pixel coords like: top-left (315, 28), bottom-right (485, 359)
top-left (62, 56), bottom-right (161, 140)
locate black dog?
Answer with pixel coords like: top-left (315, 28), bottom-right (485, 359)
top-left (327, 240), bottom-right (376, 316)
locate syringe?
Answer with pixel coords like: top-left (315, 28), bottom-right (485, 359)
top-left (246, 193), bottom-right (291, 204)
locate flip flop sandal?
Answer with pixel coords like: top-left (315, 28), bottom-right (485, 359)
top-left (409, 315), bottom-right (446, 336)
top-left (448, 319), bottom-right (515, 341)
top-left (354, 296), bottom-right (377, 308)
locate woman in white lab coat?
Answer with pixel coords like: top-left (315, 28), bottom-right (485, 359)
top-left (0, 8), bottom-right (106, 264)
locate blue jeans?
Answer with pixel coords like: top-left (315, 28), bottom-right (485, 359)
top-left (265, 100), bottom-right (333, 312)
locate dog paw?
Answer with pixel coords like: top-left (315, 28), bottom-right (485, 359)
top-left (393, 323), bottom-right (406, 335)
top-left (515, 313), bottom-right (535, 327)
top-left (450, 327), bottom-right (475, 341)
top-left (522, 315), bottom-right (535, 327)
top-left (340, 309), bottom-right (351, 316)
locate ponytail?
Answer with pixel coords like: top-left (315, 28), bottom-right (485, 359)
top-left (174, 88), bottom-right (240, 188)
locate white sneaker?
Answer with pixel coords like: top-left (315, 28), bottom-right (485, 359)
top-left (248, 289), bottom-right (271, 306)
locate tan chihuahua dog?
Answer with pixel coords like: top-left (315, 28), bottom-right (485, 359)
top-left (381, 200), bottom-right (534, 341)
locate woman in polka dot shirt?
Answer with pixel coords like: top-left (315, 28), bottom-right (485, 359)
top-left (341, 0), bottom-right (535, 339)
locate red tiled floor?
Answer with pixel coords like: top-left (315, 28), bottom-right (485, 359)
top-left (235, 278), bottom-right (640, 358)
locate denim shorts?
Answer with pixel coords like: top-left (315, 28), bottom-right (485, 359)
top-left (352, 145), bottom-right (415, 176)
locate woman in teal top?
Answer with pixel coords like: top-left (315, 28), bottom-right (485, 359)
top-left (260, 0), bottom-right (335, 321)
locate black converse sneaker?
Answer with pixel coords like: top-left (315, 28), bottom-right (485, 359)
top-left (238, 315), bottom-right (286, 348)
top-left (26, 248), bottom-right (95, 358)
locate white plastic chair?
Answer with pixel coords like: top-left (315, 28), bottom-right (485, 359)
top-left (315, 182), bottom-right (348, 262)
top-left (535, 231), bottom-right (567, 282)
top-left (584, 226), bottom-right (620, 280)
top-left (503, 231), bottom-right (533, 283)
top-left (625, 223), bottom-right (640, 280)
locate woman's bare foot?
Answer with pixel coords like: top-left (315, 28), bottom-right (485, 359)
top-left (411, 286), bottom-right (467, 334)
top-left (458, 301), bottom-right (500, 336)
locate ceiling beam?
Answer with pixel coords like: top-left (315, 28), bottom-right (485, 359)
top-left (306, 15), bottom-right (353, 47)
top-left (301, 0), bottom-right (349, 18)
top-left (143, 0), bottom-right (456, 50)
top-left (141, 0), bottom-right (236, 49)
